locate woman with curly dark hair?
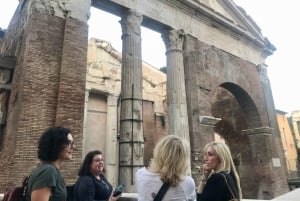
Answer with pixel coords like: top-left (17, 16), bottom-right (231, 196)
top-left (73, 150), bottom-right (121, 201)
top-left (25, 126), bottom-right (75, 201)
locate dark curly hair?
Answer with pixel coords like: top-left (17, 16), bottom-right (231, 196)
top-left (78, 150), bottom-right (102, 176)
top-left (38, 126), bottom-right (71, 162)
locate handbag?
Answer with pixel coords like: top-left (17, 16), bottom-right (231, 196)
top-left (3, 176), bottom-right (29, 201)
top-left (220, 173), bottom-right (239, 201)
top-left (153, 182), bottom-right (170, 201)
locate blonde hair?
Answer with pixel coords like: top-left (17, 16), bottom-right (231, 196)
top-left (149, 135), bottom-right (190, 186)
top-left (204, 142), bottom-right (242, 199)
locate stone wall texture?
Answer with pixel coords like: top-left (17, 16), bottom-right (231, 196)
top-left (0, 3), bottom-right (88, 190)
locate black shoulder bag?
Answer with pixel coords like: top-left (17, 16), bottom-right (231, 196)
top-left (153, 183), bottom-right (170, 201)
top-left (220, 173), bottom-right (239, 201)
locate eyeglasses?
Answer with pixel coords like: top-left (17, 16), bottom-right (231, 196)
top-left (66, 141), bottom-right (75, 148)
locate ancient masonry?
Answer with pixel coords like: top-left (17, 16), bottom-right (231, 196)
top-left (0, 0), bottom-right (290, 199)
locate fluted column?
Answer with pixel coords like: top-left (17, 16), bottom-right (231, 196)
top-left (119, 10), bottom-right (143, 193)
top-left (105, 95), bottom-right (119, 187)
top-left (162, 29), bottom-right (189, 140)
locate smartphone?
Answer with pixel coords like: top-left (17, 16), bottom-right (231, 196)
top-left (113, 184), bottom-right (125, 197)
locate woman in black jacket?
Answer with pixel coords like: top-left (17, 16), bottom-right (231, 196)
top-left (197, 142), bottom-right (242, 201)
top-left (73, 150), bottom-right (121, 201)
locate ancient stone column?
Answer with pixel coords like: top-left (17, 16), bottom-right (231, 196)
top-left (105, 95), bottom-right (119, 187)
top-left (119, 10), bottom-right (144, 192)
top-left (162, 29), bottom-right (189, 140)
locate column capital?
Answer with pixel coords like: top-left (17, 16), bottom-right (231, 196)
top-left (162, 29), bottom-right (185, 53)
top-left (120, 10), bottom-right (143, 37)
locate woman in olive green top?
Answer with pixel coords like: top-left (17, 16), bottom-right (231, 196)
top-left (26, 127), bottom-right (75, 201)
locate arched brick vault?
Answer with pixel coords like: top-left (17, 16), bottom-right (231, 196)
top-left (184, 35), bottom-right (288, 199)
top-left (184, 37), bottom-right (269, 147)
top-left (184, 40), bottom-right (269, 124)
top-left (218, 82), bottom-right (262, 129)
top-left (210, 84), bottom-right (261, 198)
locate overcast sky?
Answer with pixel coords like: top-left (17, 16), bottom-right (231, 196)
top-left (1, 0), bottom-right (299, 114)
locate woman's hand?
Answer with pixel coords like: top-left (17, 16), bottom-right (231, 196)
top-left (196, 165), bottom-right (209, 193)
top-left (196, 164), bottom-right (211, 181)
top-left (202, 164), bottom-right (212, 180)
top-left (108, 191), bottom-right (121, 201)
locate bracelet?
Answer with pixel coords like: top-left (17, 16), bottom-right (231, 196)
top-left (201, 179), bottom-right (207, 182)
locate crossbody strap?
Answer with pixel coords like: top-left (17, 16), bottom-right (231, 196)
top-left (220, 173), bottom-right (237, 200)
top-left (153, 183), bottom-right (170, 201)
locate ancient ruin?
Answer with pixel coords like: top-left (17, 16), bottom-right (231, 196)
top-left (0, 0), bottom-right (290, 199)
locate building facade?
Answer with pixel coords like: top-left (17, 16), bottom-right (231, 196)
top-left (0, 0), bottom-right (290, 199)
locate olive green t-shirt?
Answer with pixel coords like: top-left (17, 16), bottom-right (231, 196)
top-left (26, 163), bottom-right (67, 201)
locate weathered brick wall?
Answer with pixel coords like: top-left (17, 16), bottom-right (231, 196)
top-left (0, 1), bottom-right (32, 190)
top-left (184, 36), bottom-right (289, 198)
top-left (0, 6), bottom-right (88, 191)
top-left (54, 16), bottom-right (88, 184)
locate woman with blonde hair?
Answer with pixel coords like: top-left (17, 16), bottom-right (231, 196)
top-left (197, 141), bottom-right (242, 201)
top-left (136, 135), bottom-right (196, 201)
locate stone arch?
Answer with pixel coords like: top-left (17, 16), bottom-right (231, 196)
top-left (218, 82), bottom-right (262, 128)
top-left (210, 83), bottom-right (273, 198)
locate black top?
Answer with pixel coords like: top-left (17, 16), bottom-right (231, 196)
top-left (197, 172), bottom-right (239, 201)
top-left (73, 174), bottom-right (113, 201)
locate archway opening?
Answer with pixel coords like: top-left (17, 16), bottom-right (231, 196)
top-left (211, 84), bottom-right (261, 198)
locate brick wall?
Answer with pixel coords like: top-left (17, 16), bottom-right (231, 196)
top-left (184, 36), bottom-right (289, 199)
top-left (0, 9), bottom-right (88, 191)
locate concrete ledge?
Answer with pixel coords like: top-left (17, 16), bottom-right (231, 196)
top-left (0, 192), bottom-right (267, 201)
top-left (118, 193), bottom-right (138, 201)
top-left (0, 193), bottom-right (139, 201)
top-left (0, 192), bottom-right (295, 201)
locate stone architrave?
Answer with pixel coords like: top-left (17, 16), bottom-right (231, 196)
top-left (119, 10), bottom-right (144, 192)
top-left (162, 29), bottom-right (190, 140)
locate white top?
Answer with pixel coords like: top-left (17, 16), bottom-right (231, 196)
top-left (135, 167), bottom-right (196, 201)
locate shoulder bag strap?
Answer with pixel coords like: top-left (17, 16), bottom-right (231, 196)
top-left (220, 173), bottom-right (238, 200)
top-left (153, 183), bottom-right (170, 201)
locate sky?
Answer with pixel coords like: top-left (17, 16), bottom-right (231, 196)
top-left (0, 0), bottom-right (299, 115)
